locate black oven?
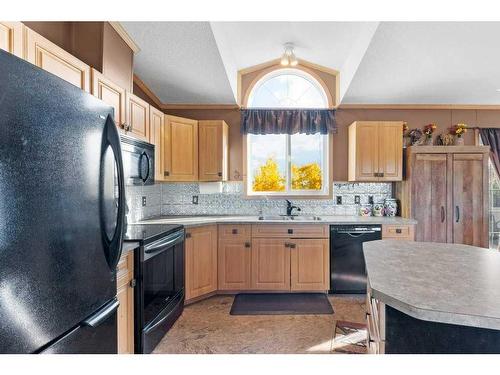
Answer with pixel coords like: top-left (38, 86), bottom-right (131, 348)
top-left (120, 134), bottom-right (154, 185)
top-left (135, 228), bottom-right (185, 353)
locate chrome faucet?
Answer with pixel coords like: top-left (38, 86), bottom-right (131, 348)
top-left (286, 200), bottom-right (301, 216)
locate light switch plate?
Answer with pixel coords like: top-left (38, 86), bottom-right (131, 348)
top-left (336, 196), bottom-right (342, 205)
top-left (142, 196), bottom-right (147, 207)
top-left (354, 195), bottom-right (360, 204)
top-left (192, 195), bottom-right (199, 205)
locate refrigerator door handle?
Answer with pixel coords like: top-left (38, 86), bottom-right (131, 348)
top-left (100, 115), bottom-right (126, 271)
top-left (83, 298), bottom-right (119, 328)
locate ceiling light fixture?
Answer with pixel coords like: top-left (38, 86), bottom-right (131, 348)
top-left (280, 43), bottom-right (298, 67)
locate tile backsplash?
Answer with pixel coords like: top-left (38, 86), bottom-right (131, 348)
top-left (125, 181), bottom-right (393, 224)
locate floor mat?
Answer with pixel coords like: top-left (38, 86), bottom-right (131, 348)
top-left (229, 293), bottom-right (334, 315)
top-left (332, 320), bottom-right (367, 354)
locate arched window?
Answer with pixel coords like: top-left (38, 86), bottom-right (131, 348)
top-left (247, 69), bottom-right (328, 108)
top-left (246, 69), bottom-right (330, 197)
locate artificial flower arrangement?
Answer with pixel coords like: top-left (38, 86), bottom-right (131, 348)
top-left (450, 123), bottom-right (468, 138)
top-left (423, 123), bottom-right (437, 139)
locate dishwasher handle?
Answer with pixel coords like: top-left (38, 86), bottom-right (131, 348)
top-left (336, 230), bottom-right (378, 236)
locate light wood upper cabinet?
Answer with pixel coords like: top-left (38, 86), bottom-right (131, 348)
top-left (198, 120), bottom-right (229, 181)
top-left (126, 92), bottom-right (150, 141)
top-left (149, 106), bottom-right (165, 181)
top-left (290, 239), bottom-right (329, 291)
top-left (251, 238), bottom-right (291, 291)
top-left (348, 121), bottom-right (403, 182)
top-left (116, 251), bottom-right (134, 354)
top-left (0, 22), bottom-right (23, 57)
top-left (185, 225), bottom-right (218, 301)
top-left (25, 27), bottom-right (90, 92)
top-left (163, 115), bottom-right (199, 181)
top-left (91, 68), bottom-right (126, 129)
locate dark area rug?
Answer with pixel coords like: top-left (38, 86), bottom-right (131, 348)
top-left (229, 293), bottom-right (334, 315)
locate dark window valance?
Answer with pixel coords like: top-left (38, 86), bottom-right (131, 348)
top-left (240, 108), bottom-right (337, 135)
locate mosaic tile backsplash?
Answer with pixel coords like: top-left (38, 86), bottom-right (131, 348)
top-left (125, 182), bottom-right (393, 224)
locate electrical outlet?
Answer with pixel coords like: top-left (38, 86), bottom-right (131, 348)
top-left (354, 195), bottom-right (361, 204)
top-left (336, 196), bottom-right (342, 205)
top-left (192, 195), bottom-right (199, 205)
top-left (142, 196), bottom-right (147, 207)
top-left (368, 195), bottom-right (374, 204)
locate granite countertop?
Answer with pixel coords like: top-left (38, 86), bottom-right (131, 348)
top-left (138, 215), bottom-right (417, 227)
top-left (364, 240), bottom-right (500, 330)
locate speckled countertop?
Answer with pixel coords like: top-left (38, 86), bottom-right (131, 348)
top-left (364, 240), bottom-right (500, 330)
top-left (138, 215), bottom-right (417, 227)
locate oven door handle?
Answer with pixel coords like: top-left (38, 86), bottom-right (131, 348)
top-left (144, 231), bottom-right (185, 255)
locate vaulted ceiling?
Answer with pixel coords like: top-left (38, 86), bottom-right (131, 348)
top-left (122, 21), bottom-right (500, 105)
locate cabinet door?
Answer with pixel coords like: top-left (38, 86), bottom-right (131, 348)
top-left (149, 107), bottom-right (165, 181)
top-left (452, 153), bottom-right (488, 247)
top-left (91, 69), bottom-right (126, 129)
top-left (218, 240), bottom-right (251, 290)
top-left (185, 225), bottom-right (218, 301)
top-left (251, 238), bottom-right (290, 290)
top-left (378, 122), bottom-right (403, 181)
top-left (164, 115), bottom-right (199, 181)
top-left (353, 122), bottom-right (379, 181)
top-left (198, 121), bottom-right (228, 181)
top-left (116, 252), bottom-right (134, 354)
top-left (290, 239), bottom-right (329, 291)
top-left (0, 21), bottom-right (23, 57)
top-left (126, 92), bottom-right (150, 141)
top-left (25, 27), bottom-right (90, 92)
top-left (412, 154), bottom-right (448, 242)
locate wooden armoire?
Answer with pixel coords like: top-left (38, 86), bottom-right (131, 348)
top-left (396, 146), bottom-right (490, 248)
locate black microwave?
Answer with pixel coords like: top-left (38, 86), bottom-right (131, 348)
top-left (120, 135), bottom-right (155, 185)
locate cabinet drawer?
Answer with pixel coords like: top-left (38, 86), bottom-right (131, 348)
top-left (382, 224), bottom-right (415, 240)
top-left (252, 224), bottom-right (329, 238)
top-left (218, 224), bottom-right (251, 240)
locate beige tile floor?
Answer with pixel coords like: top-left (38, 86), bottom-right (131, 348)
top-left (153, 295), bottom-right (366, 354)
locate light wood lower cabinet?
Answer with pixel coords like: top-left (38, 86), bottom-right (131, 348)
top-left (290, 239), bottom-right (329, 291)
top-left (382, 224), bottom-right (415, 241)
top-left (185, 225), bottom-right (218, 301)
top-left (251, 238), bottom-right (291, 290)
top-left (116, 251), bottom-right (134, 354)
top-left (218, 239), bottom-right (252, 290)
top-left (25, 27), bottom-right (90, 92)
top-left (0, 21), bottom-right (23, 57)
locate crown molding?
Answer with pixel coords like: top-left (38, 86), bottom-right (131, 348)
top-left (338, 104), bottom-right (500, 110)
top-left (161, 103), bottom-right (240, 110)
top-left (108, 22), bottom-right (140, 54)
top-left (133, 74), bottom-right (162, 107)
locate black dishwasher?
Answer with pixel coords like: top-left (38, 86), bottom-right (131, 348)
top-left (329, 225), bottom-right (382, 294)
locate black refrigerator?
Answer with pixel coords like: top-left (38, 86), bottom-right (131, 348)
top-left (0, 50), bottom-right (125, 353)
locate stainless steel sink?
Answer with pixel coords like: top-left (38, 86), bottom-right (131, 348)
top-left (258, 215), bottom-right (321, 221)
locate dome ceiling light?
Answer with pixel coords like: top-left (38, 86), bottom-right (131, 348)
top-left (280, 42), bottom-right (298, 67)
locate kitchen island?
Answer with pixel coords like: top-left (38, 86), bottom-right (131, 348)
top-left (364, 240), bottom-right (500, 354)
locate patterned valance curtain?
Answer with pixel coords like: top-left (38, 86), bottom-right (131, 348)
top-left (479, 128), bottom-right (500, 177)
top-left (240, 109), bottom-right (337, 135)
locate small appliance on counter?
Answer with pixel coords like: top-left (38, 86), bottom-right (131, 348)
top-left (329, 225), bottom-right (382, 294)
top-left (124, 224), bottom-right (185, 354)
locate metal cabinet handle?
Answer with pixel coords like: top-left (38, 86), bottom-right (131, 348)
top-left (289, 243), bottom-right (296, 249)
top-left (217, 172), bottom-right (223, 177)
top-left (244, 242), bottom-right (251, 248)
top-left (287, 229), bottom-right (293, 234)
top-left (284, 242), bottom-right (290, 248)
top-left (395, 228), bottom-right (402, 234)
top-left (186, 232), bottom-right (191, 238)
top-left (164, 171), bottom-right (170, 176)
top-left (129, 279), bottom-right (136, 288)
top-left (441, 206), bottom-right (445, 223)
top-left (455, 206), bottom-right (460, 223)
top-left (232, 229), bottom-right (238, 234)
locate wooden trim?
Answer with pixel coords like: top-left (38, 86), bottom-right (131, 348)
top-left (108, 22), bottom-right (140, 54)
top-left (339, 104), bottom-right (500, 110)
top-left (161, 103), bottom-right (239, 110)
top-left (406, 145), bottom-right (490, 154)
top-left (133, 74), bottom-right (162, 108)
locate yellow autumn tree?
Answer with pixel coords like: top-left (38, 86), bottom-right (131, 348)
top-left (291, 163), bottom-right (322, 190)
top-left (252, 157), bottom-right (286, 191)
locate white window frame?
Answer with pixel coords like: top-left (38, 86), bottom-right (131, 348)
top-left (246, 133), bottom-right (330, 197)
